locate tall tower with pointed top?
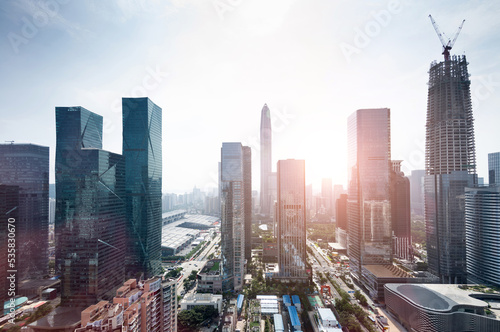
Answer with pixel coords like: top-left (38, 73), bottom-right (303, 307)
top-left (260, 104), bottom-right (272, 216)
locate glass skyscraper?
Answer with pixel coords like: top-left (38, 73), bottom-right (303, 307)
top-left (0, 185), bottom-right (19, 304)
top-left (425, 55), bottom-right (476, 284)
top-left (260, 104), bottom-right (272, 216)
top-left (0, 144), bottom-right (49, 281)
top-left (220, 142), bottom-right (250, 291)
top-left (347, 108), bottom-right (392, 283)
top-left (391, 160), bottom-right (412, 261)
top-left (122, 97), bottom-right (162, 278)
top-left (277, 159), bottom-right (307, 281)
top-left (488, 152), bottom-right (500, 185)
top-left (55, 107), bottom-right (126, 307)
top-left (243, 146), bottom-right (252, 262)
top-left (465, 185), bottom-right (500, 287)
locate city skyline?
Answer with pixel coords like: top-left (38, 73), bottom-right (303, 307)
top-left (1, 1), bottom-right (500, 193)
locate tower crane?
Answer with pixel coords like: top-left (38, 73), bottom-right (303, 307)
top-left (429, 15), bottom-right (465, 61)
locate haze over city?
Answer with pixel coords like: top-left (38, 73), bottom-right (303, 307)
top-left (1, 0), bottom-right (500, 193)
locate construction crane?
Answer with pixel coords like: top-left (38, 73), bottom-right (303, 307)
top-left (429, 15), bottom-right (465, 61)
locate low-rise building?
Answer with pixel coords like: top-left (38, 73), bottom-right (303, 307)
top-left (385, 284), bottom-right (500, 332)
top-left (180, 293), bottom-right (223, 314)
top-left (316, 307), bottom-right (342, 332)
top-left (361, 264), bottom-right (439, 301)
top-left (197, 259), bottom-right (223, 294)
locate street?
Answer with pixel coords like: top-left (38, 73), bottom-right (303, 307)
top-left (308, 240), bottom-right (407, 332)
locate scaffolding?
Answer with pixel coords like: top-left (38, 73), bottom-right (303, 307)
top-left (425, 55), bottom-right (476, 176)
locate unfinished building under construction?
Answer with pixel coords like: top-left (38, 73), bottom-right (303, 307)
top-left (424, 54), bottom-right (477, 284)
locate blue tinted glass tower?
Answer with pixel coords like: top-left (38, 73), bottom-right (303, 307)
top-left (488, 152), bottom-right (500, 185)
top-left (0, 144), bottom-right (49, 281)
top-left (122, 97), bottom-right (162, 278)
top-left (465, 185), bottom-right (500, 287)
top-left (55, 107), bottom-right (126, 307)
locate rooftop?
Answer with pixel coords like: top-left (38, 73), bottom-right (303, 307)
top-left (161, 214), bottom-right (219, 250)
top-left (385, 284), bottom-right (493, 312)
top-left (28, 306), bottom-right (81, 329)
top-left (317, 308), bottom-right (337, 322)
top-left (364, 264), bottom-right (413, 278)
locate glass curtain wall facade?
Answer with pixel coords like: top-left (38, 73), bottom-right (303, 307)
top-left (277, 159), bottom-right (307, 281)
top-left (391, 161), bottom-right (412, 260)
top-left (0, 185), bottom-right (19, 304)
top-left (465, 186), bottom-right (500, 287)
top-left (243, 146), bottom-right (252, 262)
top-left (260, 104), bottom-right (272, 216)
top-left (122, 97), bottom-right (162, 278)
top-left (347, 108), bottom-right (392, 283)
top-left (0, 144), bottom-right (49, 281)
top-left (220, 143), bottom-right (247, 291)
top-left (488, 152), bottom-right (500, 185)
top-left (55, 107), bottom-right (126, 307)
top-left (425, 55), bottom-right (476, 283)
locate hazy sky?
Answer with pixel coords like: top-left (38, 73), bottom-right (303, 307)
top-left (1, 0), bottom-right (500, 194)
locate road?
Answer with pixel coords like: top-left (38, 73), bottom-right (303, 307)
top-left (308, 240), bottom-right (407, 332)
top-left (175, 232), bottom-right (221, 296)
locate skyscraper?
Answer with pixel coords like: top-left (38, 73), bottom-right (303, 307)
top-left (0, 184), bottom-right (19, 304)
top-left (391, 160), bottom-right (412, 261)
top-left (332, 184), bottom-right (346, 217)
top-left (347, 108), bottom-right (392, 283)
top-left (277, 159), bottom-right (307, 281)
top-left (465, 185), bottom-right (500, 287)
top-left (220, 142), bottom-right (250, 291)
top-left (260, 104), bottom-right (272, 216)
top-left (122, 97), bottom-right (163, 278)
top-left (488, 152), bottom-right (500, 185)
top-left (425, 55), bottom-right (476, 283)
top-left (335, 194), bottom-right (348, 249)
top-left (243, 146), bottom-right (252, 262)
top-left (410, 170), bottom-right (425, 216)
top-left (321, 178), bottom-right (333, 216)
top-left (0, 144), bottom-right (49, 281)
top-left (55, 106), bottom-right (126, 307)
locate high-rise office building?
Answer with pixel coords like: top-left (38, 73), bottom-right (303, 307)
top-left (55, 106), bottom-right (126, 307)
top-left (347, 108), bottom-right (392, 283)
top-left (220, 143), bottom-right (250, 291)
top-left (335, 194), bottom-right (348, 249)
top-left (391, 161), bottom-right (412, 261)
top-left (425, 55), bottom-right (476, 283)
top-left (488, 152), bottom-right (500, 185)
top-left (0, 184), bottom-right (19, 304)
top-left (122, 97), bottom-right (163, 278)
top-left (260, 104), bottom-right (272, 216)
top-left (277, 159), bottom-right (308, 281)
top-left (410, 169), bottom-right (425, 216)
top-left (0, 144), bottom-right (49, 281)
top-left (465, 185), bottom-right (500, 287)
top-left (321, 178), bottom-right (333, 216)
top-left (332, 184), bottom-right (346, 217)
top-left (306, 184), bottom-right (313, 222)
top-left (243, 146), bottom-right (252, 262)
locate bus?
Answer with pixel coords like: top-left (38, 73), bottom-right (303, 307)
top-left (376, 315), bottom-right (389, 331)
